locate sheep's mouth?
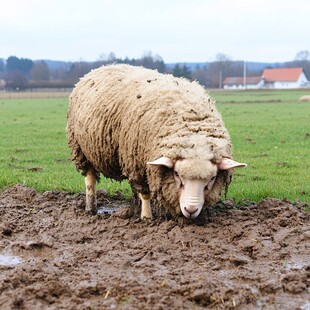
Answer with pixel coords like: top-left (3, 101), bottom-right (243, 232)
top-left (182, 207), bottom-right (199, 219)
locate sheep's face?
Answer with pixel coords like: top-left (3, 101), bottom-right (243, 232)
top-left (174, 159), bottom-right (217, 218)
top-left (147, 157), bottom-right (247, 219)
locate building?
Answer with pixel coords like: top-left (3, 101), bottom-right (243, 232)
top-left (223, 77), bottom-right (262, 89)
top-left (223, 67), bottom-right (309, 89)
top-left (261, 67), bottom-right (309, 89)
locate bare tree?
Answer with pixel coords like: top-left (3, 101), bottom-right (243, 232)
top-left (284, 50), bottom-right (310, 78)
top-left (31, 61), bottom-right (50, 81)
top-left (6, 71), bottom-right (28, 90)
top-left (215, 53), bottom-right (232, 62)
top-left (191, 64), bottom-right (209, 86)
top-left (67, 62), bottom-right (93, 83)
top-left (206, 54), bottom-right (232, 88)
top-left (295, 50), bottom-right (310, 61)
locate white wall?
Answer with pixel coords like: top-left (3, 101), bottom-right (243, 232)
top-left (297, 71), bottom-right (309, 86)
top-left (223, 83), bottom-right (259, 89)
top-left (223, 71), bottom-right (309, 89)
top-left (265, 72), bottom-right (309, 89)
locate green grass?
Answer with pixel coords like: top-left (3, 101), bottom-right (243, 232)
top-left (210, 89), bottom-right (310, 203)
top-left (0, 97), bottom-right (131, 196)
top-left (0, 90), bottom-right (309, 204)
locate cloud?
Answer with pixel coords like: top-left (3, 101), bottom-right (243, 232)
top-left (1, 0), bottom-right (310, 62)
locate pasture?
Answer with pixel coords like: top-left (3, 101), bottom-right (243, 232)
top-left (0, 89), bottom-right (309, 203)
top-left (0, 90), bottom-right (309, 309)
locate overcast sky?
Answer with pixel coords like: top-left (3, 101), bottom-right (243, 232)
top-left (1, 0), bottom-right (309, 63)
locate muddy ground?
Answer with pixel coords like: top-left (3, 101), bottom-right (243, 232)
top-left (0, 184), bottom-right (309, 310)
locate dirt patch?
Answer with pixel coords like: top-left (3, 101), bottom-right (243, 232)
top-left (0, 184), bottom-right (309, 309)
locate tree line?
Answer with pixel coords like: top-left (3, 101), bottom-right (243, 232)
top-left (1, 51), bottom-right (310, 90)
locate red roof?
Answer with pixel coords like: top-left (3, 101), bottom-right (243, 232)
top-left (262, 67), bottom-right (303, 82)
top-left (223, 76), bottom-right (261, 85)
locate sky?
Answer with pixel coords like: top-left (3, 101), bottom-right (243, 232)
top-left (1, 0), bottom-right (310, 64)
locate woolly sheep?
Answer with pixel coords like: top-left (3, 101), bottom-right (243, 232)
top-left (66, 64), bottom-right (246, 219)
top-left (299, 95), bottom-right (310, 102)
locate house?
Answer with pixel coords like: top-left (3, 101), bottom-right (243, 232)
top-left (223, 67), bottom-right (309, 89)
top-left (261, 67), bottom-right (309, 89)
top-left (223, 76), bottom-right (262, 89)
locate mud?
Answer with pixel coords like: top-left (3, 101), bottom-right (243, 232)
top-left (0, 184), bottom-right (309, 309)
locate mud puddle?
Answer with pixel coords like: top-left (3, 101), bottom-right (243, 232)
top-left (0, 184), bottom-right (309, 309)
top-left (0, 254), bottom-right (23, 266)
top-left (97, 204), bottom-right (126, 215)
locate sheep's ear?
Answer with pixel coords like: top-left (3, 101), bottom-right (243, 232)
top-left (147, 157), bottom-right (174, 168)
top-left (218, 158), bottom-right (247, 170)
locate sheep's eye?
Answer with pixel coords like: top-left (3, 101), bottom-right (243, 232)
top-left (174, 171), bottom-right (179, 177)
top-left (205, 176), bottom-right (216, 191)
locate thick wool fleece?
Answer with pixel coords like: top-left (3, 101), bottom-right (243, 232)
top-left (67, 64), bottom-right (232, 216)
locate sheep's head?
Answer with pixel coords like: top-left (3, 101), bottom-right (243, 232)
top-left (147, 157), bottom-right (247, 219)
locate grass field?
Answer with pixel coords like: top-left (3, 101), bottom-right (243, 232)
top-left (0, 90), bottom-right (309, 204)
top-left (211, 90), bottom-right (310, 203)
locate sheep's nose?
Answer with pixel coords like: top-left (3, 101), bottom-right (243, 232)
top-left (184, 207), bottom-right (198, 215)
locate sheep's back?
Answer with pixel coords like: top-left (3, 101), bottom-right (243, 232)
top-left (67, 66), bottom-right (130, 178)
top-left (67, 64), bottom-right (231, 183)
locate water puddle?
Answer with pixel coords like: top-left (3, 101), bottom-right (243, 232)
top-left (285, 258), bottom-right (309, 270)
top-left (301, 302), bottom-right (310, 310)
top-left (0, 254), bottom-right (23, 266)
top-left (97, 205), bottom-right (125, 214)
top-left (97, 207), bottom-right (117, 214)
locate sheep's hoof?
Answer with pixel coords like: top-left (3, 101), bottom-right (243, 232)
top-left (85, 203), bottom-right (97, 215)
top-left (141, 214), bottom-right (153, 221)
top-left (86, 208), bottom-right (97, 216)
top-left (85, 194), bottom-right (97, 215)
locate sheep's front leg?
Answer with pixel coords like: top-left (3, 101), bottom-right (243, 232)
top-left (85, 169), bottom-right (97, 215)
top-left (139, 193), bottom-right (152, 220)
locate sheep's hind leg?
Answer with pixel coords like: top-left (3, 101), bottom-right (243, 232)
top-left (139, 193), bottom-right (152, 220)
top-left (85, 168), bottom-right (97, 215)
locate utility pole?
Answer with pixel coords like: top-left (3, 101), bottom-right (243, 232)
top-left (219, 70), bottom-right (222, 89)
top-left (243, 60), bottom-right (247, 89)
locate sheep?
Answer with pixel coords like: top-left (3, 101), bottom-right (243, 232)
top-left (66, 64), bottom-right (247, 219)
top-left (299, 95), bottom-right (310, 102)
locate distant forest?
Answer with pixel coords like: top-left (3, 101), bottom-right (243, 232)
top-left (1, 51), bottom-right (310, 90)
